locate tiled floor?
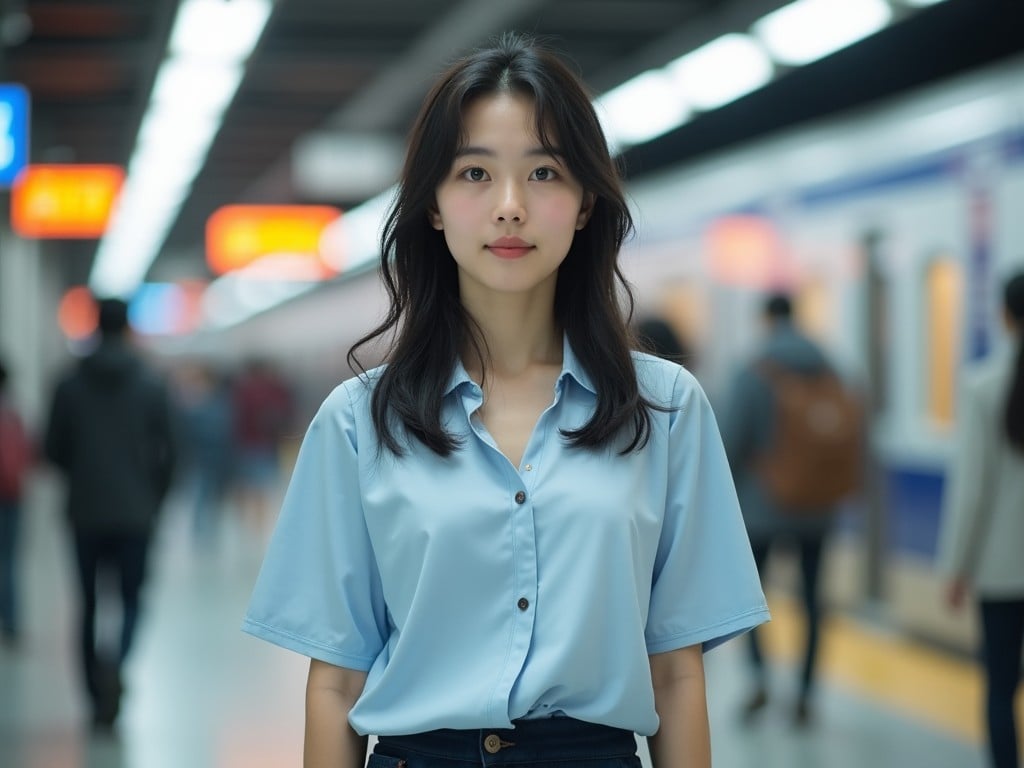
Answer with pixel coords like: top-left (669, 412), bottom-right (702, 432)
top-left (0, 478), bottom-right (989, 767)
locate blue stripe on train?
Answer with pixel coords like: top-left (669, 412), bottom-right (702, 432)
top-left (884, 465), bottom-right (946, 559)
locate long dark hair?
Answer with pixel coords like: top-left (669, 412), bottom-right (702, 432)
top-left (349, 32), bottom-right (655, 457)
top-left (1004, 271), bottom-right (1024, 451)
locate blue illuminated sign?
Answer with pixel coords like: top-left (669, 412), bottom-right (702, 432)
top-left (0, 84), bottom-right (30, 188)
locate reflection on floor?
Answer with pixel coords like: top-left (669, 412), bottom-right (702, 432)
top-left (0, 481), bottom-right (991, 768)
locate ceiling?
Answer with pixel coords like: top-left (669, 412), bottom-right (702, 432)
top-left (1, 0), bottom-right (1022, 291)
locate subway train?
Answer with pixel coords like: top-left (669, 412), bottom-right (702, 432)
top-left (180, 52), bottom-right (1024, 656)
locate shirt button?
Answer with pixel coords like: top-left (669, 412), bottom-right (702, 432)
top-left (514, 490), bottom-right (526, 504)
top-left (517, 597), bottom-right (529, 611)
top-left (524, 464), bottom-right (533, 472)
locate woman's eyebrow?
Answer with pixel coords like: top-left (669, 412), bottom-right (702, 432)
top-left (453, 145), bottom-right (565, 159)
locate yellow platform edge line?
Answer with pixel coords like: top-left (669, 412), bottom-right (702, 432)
top-left (759, 592), bottom-right (1024, 745)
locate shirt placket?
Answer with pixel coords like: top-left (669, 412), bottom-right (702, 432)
top-left (461, 380), bottom-right (561, 722)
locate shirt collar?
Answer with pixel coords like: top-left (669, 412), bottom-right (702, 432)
top-left (442, 333), bottom-right (597, 397)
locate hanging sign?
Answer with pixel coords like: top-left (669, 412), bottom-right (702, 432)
top-left (0, 84), bottom-right (30, 188)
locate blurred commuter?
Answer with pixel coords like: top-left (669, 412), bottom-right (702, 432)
top-left (243, 33), bottom-right (767, 768)
top-left (635, 316), bottom-right (696, 371)
top-left (0, 358), bottom-right (34, 646)
top-left (173, 361), bottom-right (232, 545)
top-left (938, 271), bottom-right (1024, 768)
top-left (230, 357), bottom-right (293, 534)
top-left (44, 298), bottom-right (176, 731)
top-left (722, 292), bottom-right (863, 726)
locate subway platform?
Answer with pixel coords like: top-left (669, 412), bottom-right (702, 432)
top-left (0, 476), bottom-right (994, 768)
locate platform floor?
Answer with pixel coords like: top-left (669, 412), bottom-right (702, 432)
top-left (0, 479), bottom-right (995, 767)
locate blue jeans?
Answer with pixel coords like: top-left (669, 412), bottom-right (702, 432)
top-left (369, 718), bottom-right (641, 767)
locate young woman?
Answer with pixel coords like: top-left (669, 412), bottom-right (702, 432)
top-left (243, 33), bottom-right (768, 768)
top-left (939, 271), bottom-right (1024, 768)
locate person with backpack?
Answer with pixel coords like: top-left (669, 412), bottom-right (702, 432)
top-left (938, 270), bottom-right (1024, 768)
top-left (0, 357), bottom-right (34, 647)
top-left (721, 292), bottom-right (863, 726)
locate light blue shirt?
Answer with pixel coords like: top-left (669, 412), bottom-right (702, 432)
top-left (242, 340), bottom-right (769, 736)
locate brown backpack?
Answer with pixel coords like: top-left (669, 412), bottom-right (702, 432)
top-left (755, 362), bottom-right (864, 512)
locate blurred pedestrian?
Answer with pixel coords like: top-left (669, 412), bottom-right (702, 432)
top-left (230, 357), bottom-right (293, 534)
top-left (938, 270), bottom-right (1024, 768)
top-left (242, 33), bottom-right (768, 768)
top-left (173, 361), bottom-right (232, 546)
top-left (635, 316), bottom-right (696, 371)
top-left (722, 292), bottom-right (863, 726)
top-left (0, 357), bottom-right (34, 647)
top-left (44, 298), bottom-right (176, 731)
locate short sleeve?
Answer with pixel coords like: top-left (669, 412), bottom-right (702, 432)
top-left (645, 370), bottom-right (770, 654)
top-left (241, 383), bottom-right (388, 671)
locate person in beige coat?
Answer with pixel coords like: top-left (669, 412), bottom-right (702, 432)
top-left (939, 270), bottom-right (1024, 768)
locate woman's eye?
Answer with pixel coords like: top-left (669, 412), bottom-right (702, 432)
top-left (532, 167), bottom-right (558, 181)
top-left (462, 167), bottom-right (488, 181)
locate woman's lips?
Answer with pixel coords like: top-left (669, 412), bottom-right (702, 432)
top-left (487, 237), bottom-right (533, 259)
top-left (488, 245), bottom-right (533, 259)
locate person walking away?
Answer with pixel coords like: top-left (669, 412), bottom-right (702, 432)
top-left (230, 358), bottom-right (293, 535)
top-left (44, 298), bottom-right (177, 731)
top-left (0, 358), bottom-right (34, 646)
top-left (939, 270), bottom-right (1024, 768)
top-left (722, 292), bottom-right (863, 726)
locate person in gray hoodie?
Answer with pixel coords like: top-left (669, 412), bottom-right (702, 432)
top-left (721, 292), bottom-right (843, 726)
top-left (45, 298), bottom-right (176, 731)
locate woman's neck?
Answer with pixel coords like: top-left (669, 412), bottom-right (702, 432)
top-left (460, 294), bottom-right (562, 379)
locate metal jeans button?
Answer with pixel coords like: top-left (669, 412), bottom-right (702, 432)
top-left (484, 733), bottom-right (502, 754)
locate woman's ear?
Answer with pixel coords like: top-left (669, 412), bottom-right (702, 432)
top-left (428, 206), bottom-right (443, 230)
top-left (575, 193), bottom-right (595, 230)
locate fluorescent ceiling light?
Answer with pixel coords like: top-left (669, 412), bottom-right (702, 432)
top-left (137, 110), bottom-right (220, 156)
top-left (667, 34), bottom-right (773, 110)
top-left (292, 132), bottom-right (404, 199)
top-left (170, 0), bottom-right (272, 62)
top-left (753, 0), bottom-right (892, 66)
top-left (151, 58), bottom-right (243, 115)
top-left (594, 70), bottom-right (690, 149)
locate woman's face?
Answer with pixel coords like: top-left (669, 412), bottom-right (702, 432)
top-left (430, 92), bottom-right (592, 306)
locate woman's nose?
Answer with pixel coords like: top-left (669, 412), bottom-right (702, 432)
top-left (494, 180), bottom-right (527, 223)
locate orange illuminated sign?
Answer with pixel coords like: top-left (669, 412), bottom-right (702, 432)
top-left (704, 215), bottom-right (789, 287)
top-left (11, 165), bottom-right (124, 238)
top-left (206, 205), bottom-right (342, 276)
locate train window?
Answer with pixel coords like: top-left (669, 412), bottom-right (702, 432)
top-left (924, 256), bottom-right (963, 428)
top-left (796, 277), bottom-right (830, 341)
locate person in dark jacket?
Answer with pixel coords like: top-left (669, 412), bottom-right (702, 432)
top-left (720, 292), bottom-right (844, 727)
top-left (45, 298), bottom-right (176, 731)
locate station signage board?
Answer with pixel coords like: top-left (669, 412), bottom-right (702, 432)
top-left (0, 84), bottom-right (30, 188)
top-left (11, 164), bottom-right (124, 238)
top-left (206, 204), bottom-right (341, 276)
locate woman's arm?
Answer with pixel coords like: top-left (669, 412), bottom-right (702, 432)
top-left (304, 659), bottom-right (369, 768)
top-left (647, 645), bottom-right (711, 768)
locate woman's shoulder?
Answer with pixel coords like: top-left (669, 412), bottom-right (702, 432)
top-left (630, 350), bottom-right (701, 405)
top-left (317, 364), bottom-right (388, 418)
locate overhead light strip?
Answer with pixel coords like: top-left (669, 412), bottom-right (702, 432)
top-left (88, 0), bottom-right (272, 298)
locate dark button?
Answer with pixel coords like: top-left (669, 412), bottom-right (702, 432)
top-left (517, 597), bottom-right (529, 611)
top-left (484, 734), bottom-right (502, 754)
top-left (514, 490), bottom-right (526, 504)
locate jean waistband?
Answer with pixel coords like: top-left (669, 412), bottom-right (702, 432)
top-left (377, 717), bottom-right (637, 764)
